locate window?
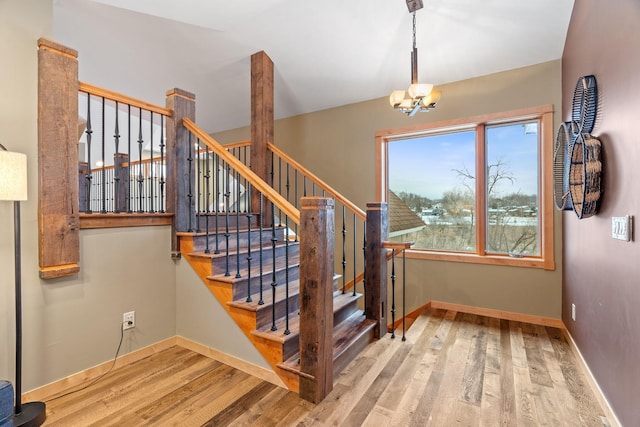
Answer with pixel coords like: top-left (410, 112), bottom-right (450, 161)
top-left (377, 105), bottom-right (554, 270)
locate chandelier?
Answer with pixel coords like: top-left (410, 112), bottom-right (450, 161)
top-left (389, 0), bottom-right (441, 116)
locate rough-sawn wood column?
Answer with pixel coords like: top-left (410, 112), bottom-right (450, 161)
top-left (166, 88), bottom-right (196, 256)
top-left (365, 202), bottom-right (389, 338)
top-left (37, 38), bottom-right (80, 279)
top-left (250, 51), bottom-right (274, 226)
top-left (299, 197), bottom-right (335, 403)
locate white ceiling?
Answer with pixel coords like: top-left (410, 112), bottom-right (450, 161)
top-left (54, 0), bottom-right (575, 133)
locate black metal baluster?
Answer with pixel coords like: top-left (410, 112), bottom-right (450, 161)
top-left (187, 132), bottom-right (194, 232)
top-left (126, 105), bottom-right (132, 213)
top-left (258, 193), bottom-right (264, 306)
top-left (342, 205), bottom-right (347, 294)
top-left (312, 183), bottom-right (316, 196)
top-left (270, 200), bottom-right (278, 331)
top-left (243, 145), bottom-right (249, 211)
top-left (214, 152), bottom-right (220, 254)
top-left (159, 114), bottom-right (165, 213)
top-left (353, 213), bottom-right (357, 297)
top-left (235, 169), bottom-right (241, 279)
top-left (390, 248), bottom-right (396, 339)
top-left (303, 176), bottom-right (307, 197)
top-left (284, 215), bottom-right (290, 335)
top-left (246, 183), bottom-right (253, 303)
top-left (294, 170), bottom-right (299, 241)
top-left (85, 94), bottom-right (93, 214)
top-left (137, 108), bottom-right (144, 213)
top-left (402, 247), bottom-right (407, 342)
top-left (196, 139), bottom-right (201, 232)
top-left (204, 146), bottom-right (211, 254)
top-left (224, 161), bottom-right (231, 277)
top-left (149, 111), bottom-right (155, 213)
top-left (113, 101), bottom-right (120, 213)
top-left (278, 157), bottom-right (282, 226)
top-left (270, 151), bottom-right (275, 195)
top-left (286, 162), bottom-right (290, 204)
top-left (362, 220), bottom-right (367, 315)
top-left (100, 97), bottom-right (107, 213)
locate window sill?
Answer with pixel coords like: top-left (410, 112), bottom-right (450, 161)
top-left (403, 249), bottom-right (555, 270)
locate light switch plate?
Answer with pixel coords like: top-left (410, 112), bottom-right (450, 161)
top-left (612, 216), bottom-right (632, 241)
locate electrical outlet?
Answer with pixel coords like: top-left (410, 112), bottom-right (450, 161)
top-left (571, 304), bottom-right (576, 321)
top-left (123, 311), bottom-right (135, 330)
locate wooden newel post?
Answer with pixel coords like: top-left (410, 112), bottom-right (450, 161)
top-left (166, 88), bottom-right (196, 256)
top-left (250, 51), bottom-right (274, 226)
top-left (365, 202), bottom-right (389, 338)
top-left (299, 197), bottom-right (335, 403)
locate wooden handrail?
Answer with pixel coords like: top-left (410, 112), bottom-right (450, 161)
top-left (224, 140), bottom-right (252, 150)
top-left (382, 242), bottom-right (414, 250)
top-left (183, 118), bottom-right (300, 224)
top-left (268, 143), bottom-right (366, 220)
top-left (79, 82), bottom-right (173, 117)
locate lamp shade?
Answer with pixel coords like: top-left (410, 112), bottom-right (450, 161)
top-left (408, 83), bottom-right (433, 99)
top-left (0, 150), bottom-right (28, 201)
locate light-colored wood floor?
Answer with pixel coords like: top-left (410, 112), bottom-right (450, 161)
top-left (42, 308), bottom-right (613, 426)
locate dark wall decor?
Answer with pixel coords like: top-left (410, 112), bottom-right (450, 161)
top-left (553, 75), bottom-right (601, 218)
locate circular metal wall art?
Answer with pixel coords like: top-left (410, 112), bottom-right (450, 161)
top-left (572, 75), bottom-right (598, 134)
top-left (569, 134), bottom-right (602, 219)
top-left (553, 121), bottom-right (579, 210)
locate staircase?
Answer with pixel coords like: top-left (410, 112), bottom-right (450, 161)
top-left (177, 211), bottom-right (377, 396)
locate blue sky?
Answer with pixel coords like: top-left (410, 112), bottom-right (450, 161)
top-left (388, 122), bottom-right (538, 200)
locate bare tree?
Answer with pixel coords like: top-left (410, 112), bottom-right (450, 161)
top-left (452, 158), bottom-right (514, 197)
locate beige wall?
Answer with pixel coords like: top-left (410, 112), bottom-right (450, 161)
top-left (175, 260), bottom-right (270, 369)
top-left (0, 1), bottom-right (177, 392)
top-left (215, 60), bottom-right (564, 319)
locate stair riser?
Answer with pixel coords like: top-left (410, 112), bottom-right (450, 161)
top-left (190, 227), bottom-right (287, 253)
top-left (333, 326), bottom-right (375, 379)
top-left (230, 265), bottom-right (300, 301)
top-left (210, 243), bottom-right (300, 275)
top-left (194, 212), bottom-right (260, 230)
top-left (259, 292), bottom-right (361, 362)
top-left (333, 296), bottom-right (360, 326)
top-left (255, 290), bottom-right (301, 330)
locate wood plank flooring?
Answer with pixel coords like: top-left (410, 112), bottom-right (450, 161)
top-left (41, 308), bottom-right (613, 426)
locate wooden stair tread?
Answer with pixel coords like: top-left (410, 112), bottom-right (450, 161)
top-left (249, 288), bottom-right (359, 343)
top-left (227, 280), bottom-right (301, 312)
top-left (176, 225), bottom-right (288, 242)
top-left (207, 254), bottom-right (300, 283)
top-left (277, 310), bottom-right (376, 376)
top-left (251, 312), bottom-right (301, 344)
top-left (188, 240), bottom-right (299, 260)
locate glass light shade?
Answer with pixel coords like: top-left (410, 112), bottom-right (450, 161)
top-left (0, 150), bottom-right (27, 201)
top-left (422, 89), bottom-right (442, 107)
top-left (408, 83), bottom-right (433, 99)
top-left (389, 90), bottom-right (406, 107)
top-left (399, 98), bottom-right (413, 109)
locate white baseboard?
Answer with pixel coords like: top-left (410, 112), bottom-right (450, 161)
top-left (562, 326), bottom-right (621, 427)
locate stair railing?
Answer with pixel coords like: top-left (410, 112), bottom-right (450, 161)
top-left (382, 241), bottom-right (413, 341)
top-left (182, 118), bottom-right (302, 335)
top-left (267, 144), bottom-right (367, 307)
top-left (78, 82), bottom-right (172, 215)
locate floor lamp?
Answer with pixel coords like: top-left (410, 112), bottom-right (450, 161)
top-left (0, 144), bottom-right (46, 427)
